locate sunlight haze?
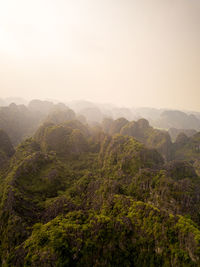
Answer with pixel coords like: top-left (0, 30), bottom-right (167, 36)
top-left (0, 0), bottom-right (200, 110)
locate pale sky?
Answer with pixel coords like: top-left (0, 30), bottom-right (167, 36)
top-left (0, 0), bottom-right (200, 110)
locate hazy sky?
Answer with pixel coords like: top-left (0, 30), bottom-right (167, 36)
top-left (0, 0), bottom-right (200, 110)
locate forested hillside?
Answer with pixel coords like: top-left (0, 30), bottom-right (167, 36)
top-left (0, 102), bottom-right (200, 266)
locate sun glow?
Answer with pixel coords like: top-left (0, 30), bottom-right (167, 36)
top-left (0, 0), bottom-right (200, 111)
top-left (0, 0), bottom-right (83, 58)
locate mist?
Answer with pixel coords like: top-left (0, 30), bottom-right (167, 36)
top-left (0, 0), bottom-right (200, 111)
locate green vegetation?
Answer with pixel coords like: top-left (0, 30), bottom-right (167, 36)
top-left (0, 105), bottom-right (200, 266)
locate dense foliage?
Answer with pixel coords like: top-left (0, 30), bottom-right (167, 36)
top-left (0, 102), bottom-right (200, 266)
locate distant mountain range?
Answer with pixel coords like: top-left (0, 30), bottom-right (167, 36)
top-left (1, 98), bottom-right (200, 143)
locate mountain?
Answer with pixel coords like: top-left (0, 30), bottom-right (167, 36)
top-left (1, 100), bottom-right (200, 265)
top-left (0, 99), bottom-right (200, 145)
top-left (168, 128), bottom-right (197, 141)
top-left (0, 107), bottom-right (199, 266)
top-left (153, 110), bottom-right (200, 131)
top-left (4, 97), bottom-right (28, 106)
top-left (103, 118), bottom-right (173, 161)
top-left (0, 100), bottom-right (80, 145)
top-left (0, 103), bottom-right (39, 145)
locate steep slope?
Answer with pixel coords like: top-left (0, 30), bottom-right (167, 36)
top-left (154, 110), bottom-right (200, 131)
top-left (0, 129), bottom-right (15, 167)
top-left (0, 120), bottom-right (200, 266)
top-left (0, 101), bottom-right (79, 146)
top-left (174, 132), bottom-right (200, 176)
top-left (120, 118), bottom-right (173, 162)
top-left (0, 104), bottom-right (39, 145)
top-left (0, 129), bottom-right (15, 158)
top-left (168, 128), bottom-right (197, 141)
top-left (15, 198), bottom-right (200, 267)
